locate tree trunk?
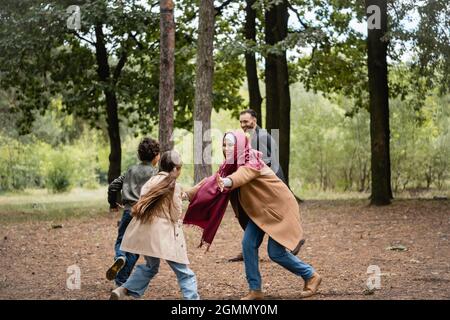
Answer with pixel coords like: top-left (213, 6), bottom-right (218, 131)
top-left (193, 0), bottom-right (215, 183)
top-left (264, 4), bottom-right (279, 131)
top-left (384, 81), bottom-right (392, 198)
top-left (366, 0), bottom-right (391, 205)
top-left (159, 0), bottom-right (175, 152)
top-left (94, 23), bottom-right (121, 183)
top-left (275, 1), bottom-right (290, 185)
top-left (244, 0), bottom-right (262, 125)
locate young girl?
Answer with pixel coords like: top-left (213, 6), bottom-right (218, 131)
top-left (110, 150), bottom-right (199, 300)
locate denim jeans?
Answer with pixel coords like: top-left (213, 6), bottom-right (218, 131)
top-left (122, 256), bottom-right (200, 300)
top-left (242, 219), bottom-right (315, 290)
top-left (114, 209), bottom-right (139, 286)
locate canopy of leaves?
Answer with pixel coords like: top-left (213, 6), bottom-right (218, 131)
top-left (0, 0), bottom-right (245, 135)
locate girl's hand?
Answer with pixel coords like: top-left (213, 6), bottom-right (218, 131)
top-left (181, 192), bottom-right (189, 201)
top-left (110, 202), bottom-right (124, 212)
top-left (216, 174), bottom-right (224, 192)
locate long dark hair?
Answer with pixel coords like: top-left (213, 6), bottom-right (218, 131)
top-left (132, 151), bottom-right (182, 224)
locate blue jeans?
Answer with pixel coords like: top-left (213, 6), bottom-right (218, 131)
top-left (122, 256), bottom-right (200, 300)
top-left (114, 209), bottom-right (139, 286)
top-left (242, 219), bottom-right (315, 290)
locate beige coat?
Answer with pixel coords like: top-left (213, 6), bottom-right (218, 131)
top-left (227, 165), bottom-right (304, 252)
top-left (120, 172), bottom-right (190, 264)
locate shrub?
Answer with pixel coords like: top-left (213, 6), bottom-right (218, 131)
top-left (45, 152), bottom-right (73, 193)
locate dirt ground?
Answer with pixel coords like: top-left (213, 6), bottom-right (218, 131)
top-left (0, 199), bottom-right (449, 300)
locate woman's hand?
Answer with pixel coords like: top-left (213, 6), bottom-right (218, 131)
top-left (216, 174), bottom-right (225, 192)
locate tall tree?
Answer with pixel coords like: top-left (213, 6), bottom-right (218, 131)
top-left (159, 0), bottom-right (175, 152)
top-left (264, 0), bottom-right (291, 184)
top-left (275, 0), bottom-right (291, 185)
top-left (293, 0), bottom-right (394, 201)
top-left (264, 3), bottom-right (280, 132)
top-left (94, 22), bottom-right (123, 183)
top-left (244, 0), bottom-right (262, 125)
top-left (193, 0), bottom-right (215, 183)
top-left (366, 0), bottom-right (391, 205)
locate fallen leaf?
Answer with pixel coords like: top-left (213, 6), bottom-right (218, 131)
top-left (386, 244), bottom-right (408, 251)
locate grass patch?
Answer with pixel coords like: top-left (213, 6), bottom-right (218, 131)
top-left (0, 187), bottom-right (108, 224)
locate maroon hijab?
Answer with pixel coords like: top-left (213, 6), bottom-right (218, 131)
top-left (183, 130), bottom-right (264, 249)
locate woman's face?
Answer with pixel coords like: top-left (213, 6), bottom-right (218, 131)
top-left (173, 165), bottom-right (182, 178)
top-left (222, 138), bottom-right (235, 162)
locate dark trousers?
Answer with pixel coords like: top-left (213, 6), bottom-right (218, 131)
top-left (114, 209), bottom-right (139, 286)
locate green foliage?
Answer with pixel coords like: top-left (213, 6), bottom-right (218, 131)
top-left (0, 0), bottom-right (246, 136)
top-left (290, 0), bottom-right (449, 114)
top-left (290, 84), bottom-right (371, 193)
top-left (390, 93), bottom-right (450, 191)
top-left (0, 101), bottom-right (110, 192)
top-left (0, 135), bottom-right (45, 191)
top-left (289, 84), bottom-right (449, 194)
top-left (44, 151), bottom-right (73, 193)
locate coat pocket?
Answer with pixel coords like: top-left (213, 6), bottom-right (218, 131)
top-left (263, 207), bottom-right (283, 222)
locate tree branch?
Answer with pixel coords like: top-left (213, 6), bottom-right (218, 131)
top-left (69, 30), bottom-right (96, 46)
top-left (113, 50), bottom-right (127, 83)
top-left (309, 43), bottom-right (318, 62)
top-left (113, 34), bottom-right (133, 83)
top-left (287, 1), bottom-right (308, 30)
top-left (130, 32), bottom-right (144, 50)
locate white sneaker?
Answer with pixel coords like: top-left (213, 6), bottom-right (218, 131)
top-left (110, 286), bottom-right (127, 300)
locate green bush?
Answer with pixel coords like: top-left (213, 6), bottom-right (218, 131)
top-left (0, 135), bottom-right (46, 192)
top-left (45, 152), bottom-right (73, 193)
top-left (70, 131), bottom-right (104, 189)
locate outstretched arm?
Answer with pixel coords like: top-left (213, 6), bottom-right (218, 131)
top-left (107, 175), bottom-right (125, 209)
top-left (183, 178), bottom-right (208, 201)
top-left (223, 166), bottom-right (261, 190)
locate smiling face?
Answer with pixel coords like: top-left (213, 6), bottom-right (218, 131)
top-left (222, 134), bottom-right (236, 162)
top-left (239, 112), bottom-right (256, 132)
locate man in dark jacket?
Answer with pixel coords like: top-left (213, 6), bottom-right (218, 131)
top-left (106, 137), bottom-right (160, 286)
top-left (239, 109), bottom-right (287, 183)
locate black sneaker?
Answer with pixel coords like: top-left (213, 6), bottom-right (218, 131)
top-left (106, 256), bottom-right (126, 281)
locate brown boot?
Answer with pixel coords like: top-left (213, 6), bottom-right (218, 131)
top-left (300, 272), bottom-right (322, 298)
top-left (303, 272), bottom-right (322, 291)
top-left (240, 290), bottom-right (264, 300)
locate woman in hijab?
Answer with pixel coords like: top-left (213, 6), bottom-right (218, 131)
top-left (183, 130), bottom-right (321, 300)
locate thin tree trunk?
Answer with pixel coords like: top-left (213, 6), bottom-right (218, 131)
top-left (275, 0), bottom-right (290, 185)
top-left (386, 112), bottom-right (393, 198)
top-left (94, 23), bottom-right (121, 183)
top-left (244, 0), bottom-right (262, 125)
top-left (366, 0), bottom-right (391, 205)
top-left (193, 0), bottom-right (215, 183)
top-left (159, 0), bottom-right (175, 152)
top-left (264, 4), bottom-right (279, 131)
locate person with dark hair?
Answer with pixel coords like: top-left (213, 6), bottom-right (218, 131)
top-left (110, 151), bottom-right (199, 300)
top-left (239, 109), bottom-right (286, 183)
top-left (106, 137), bottom-right (160, 286)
